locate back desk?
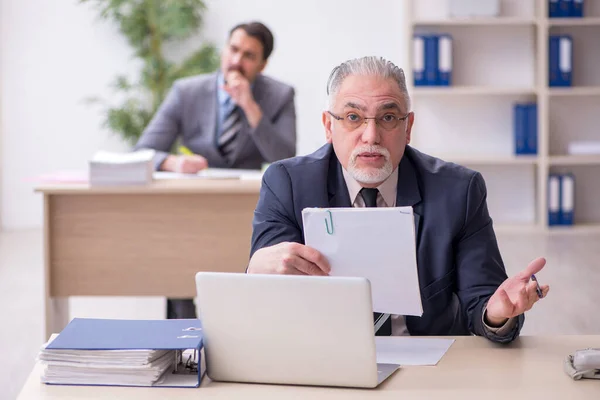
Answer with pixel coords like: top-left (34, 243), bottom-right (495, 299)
top-left (35, 179), bottom-right (261, 338)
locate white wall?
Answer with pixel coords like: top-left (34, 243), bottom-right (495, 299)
top-left (0, 0), bottom-right (409, 230)
top-left (0, 0), bottom-right (132, 230)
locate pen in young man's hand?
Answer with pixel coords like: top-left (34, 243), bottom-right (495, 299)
top-left (530, 274), bottom-right (544, 299)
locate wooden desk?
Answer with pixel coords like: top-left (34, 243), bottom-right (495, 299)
top-left (36, 179), bottom-right (261, 338)
top-left (17, 335), bottom-right (600, 399)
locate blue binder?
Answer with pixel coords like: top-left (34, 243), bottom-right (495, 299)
top-left (571, 0), bottom-right (584, 17)
top-left (559, 0), bottom-right (573, 17)
top-left (549, 0), bottom-right (560, 17)
top-left (513, 104), bottom-right (527, 155)
top-left (424, 35), bottom-right (439, 86)
top-left (526, 103), bottom-right (538, 154)
top-left (438, 34), bottom-right (452, 86)
top-left (549, 36), bottom-right (560, 86)
top-left (413, 35), bottom-right (426, 86)
top-left (46, 318), bottom-right (203, 387)
top-left (560, 173), bottom-right (575, 225)
top-left (559, 35), bottom-right (573, 87)
top-left (548, 174), bottom-right (562, 226)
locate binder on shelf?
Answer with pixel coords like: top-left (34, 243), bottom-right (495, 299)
top-left (438, 34), bottom-right (453, 86)
top-left (513, 103), bottom-right (537, 155)
top-left (549, 36), bottom-right (560, 86)
top-left (548, 174), bottom-right (562, 226)
top-left (559, 0), bottom-right (573, 17)
top-left (513, 104), bottom-right (528, 155)
top-left (549, 0), bottom-right (560, 17)
top-left (549, 35), bottom-right (573, 87)
top-left (560, 173), bottom-right (575, 225)
top-left (571, 0), bottom-right (584, 17)
top-left (39, 318), bottom-right (203, 388)
top-left (424, 35), bottom-right (439, 86)
top-left (559, 35), bottom-right (573, 86)
top-left (526, 103), bottom-right (538, 155)
top-left (413, 35), bottom-right (426, 86)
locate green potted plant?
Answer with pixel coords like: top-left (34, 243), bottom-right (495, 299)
top-left (82, 0), bottom-right (220, 145)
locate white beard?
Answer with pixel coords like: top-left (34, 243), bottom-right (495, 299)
top-left (347, 145), bottom-right (393, 184)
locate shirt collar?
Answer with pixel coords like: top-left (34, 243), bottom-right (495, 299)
top-left (217, 72), bottom-right (230, 107)
top-left (341, 166), bottom-right (399, 207)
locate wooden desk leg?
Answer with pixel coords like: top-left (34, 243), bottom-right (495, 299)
top-left (45, 297), bottom-right (69, 340)
top-left (43, 195), bottom-right (69, 339)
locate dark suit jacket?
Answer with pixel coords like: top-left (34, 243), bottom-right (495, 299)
top-left (134, 72), bottom-right (296, 170)
top-left (251, 144), bottom-right (524, 343)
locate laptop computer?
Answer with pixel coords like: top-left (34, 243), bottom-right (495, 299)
top-left (195, 272), bottom-right (399, 388)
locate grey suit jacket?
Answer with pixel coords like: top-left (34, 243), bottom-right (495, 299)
top-left (134, 72), bottom-right (296, 170)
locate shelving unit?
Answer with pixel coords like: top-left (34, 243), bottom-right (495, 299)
top-left (407, 0), bottom-right (600, 234)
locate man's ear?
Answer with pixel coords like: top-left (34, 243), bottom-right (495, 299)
top-left (258, 59), bottom-right (268, 74)
top-left (323, 111), bottom-right (333, 143)
top-left (405, 112), bottom-right (415, 144)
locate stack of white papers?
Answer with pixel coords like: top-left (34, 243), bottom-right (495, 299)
top-left (89, 150), bottom-right (155, 186)
top-left (567, 141), bottom-right (600, 155)
top-left (38, 345), bottom-right (175, 386)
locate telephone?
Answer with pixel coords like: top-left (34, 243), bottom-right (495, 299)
top-left (564, 348), bottom-right (600, 380)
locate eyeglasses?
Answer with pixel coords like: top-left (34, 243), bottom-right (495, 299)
top-left (328, 111), bottom-right (409, 131)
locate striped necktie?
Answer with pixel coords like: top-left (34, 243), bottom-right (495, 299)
top-left (359, 188), bottom-right (393, 337)
top-left (218, 103), bottom-right (242, 160)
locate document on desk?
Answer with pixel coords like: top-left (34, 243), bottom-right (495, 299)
top-left (154, 169), bottom-right (262, 180)
top-left (302, 207), bottom-right (422, 316)
top-left (376, 337), bottom-right (455, 366)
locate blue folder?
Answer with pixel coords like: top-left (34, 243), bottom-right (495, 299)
top-left (560, 173), bottom-right (575, 225)
top-left (559, 0), bottom-right (573, 17)
top-left (549, 0), bottom-right (560, 17)
top-left (571, 0), bottom-right (583, 16)
top-left (46, 318), bottom-right (203, 387)
top-left (514, 104), bottom-right (527, 155)
top-left (526, 103), bottom-right (538, 155)
top-left (424, 35), bottom-right (439, 86)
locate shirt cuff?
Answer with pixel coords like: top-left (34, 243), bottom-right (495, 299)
top-left (482, 307), bottom-right (518, 336)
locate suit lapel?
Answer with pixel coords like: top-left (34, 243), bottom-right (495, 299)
top-left (395, 153), bottom-right (423, 241)
top-left (327, 150), bottom-right (352, 208)
top-left (196, 74), bottom-right (224, 163)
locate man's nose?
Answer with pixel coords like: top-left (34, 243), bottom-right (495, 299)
top-left (360, 119), bottom-right (380, 144)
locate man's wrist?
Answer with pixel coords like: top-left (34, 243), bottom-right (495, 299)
top-left (484, 309), bottom-right (509, 327)
top-left (242, 100), bottom-right (263, 128)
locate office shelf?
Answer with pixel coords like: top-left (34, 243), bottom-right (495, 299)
top-left (548, 17), bottom-right (600, 27)
top-left (414, 17), bottom-right (536, 27)
top-left (413, 87), bottom-right (537, 96)
top-left (408, 0), bottom-right (600, 229)
top-left (549, 155), bottom-right (600, 165)
top-left (442, 155), bottom-right (538, 165)
top-left (548, 87), bottom-right (600, 96)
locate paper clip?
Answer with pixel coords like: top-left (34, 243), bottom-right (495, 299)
top-left (324, 210), bottom-right (334, 235)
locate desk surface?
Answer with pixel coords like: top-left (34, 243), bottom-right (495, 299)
top-left (35, 178), bottom-right (262, 195)
top-left (17, 335), bottom-right (600, 399)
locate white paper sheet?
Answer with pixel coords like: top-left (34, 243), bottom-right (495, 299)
top-left (154, 169), bottom-right (262, 180)
top-left (375, 337), bottom-right (455, 366)
top-left (302, 207), bottom-right (423, 316)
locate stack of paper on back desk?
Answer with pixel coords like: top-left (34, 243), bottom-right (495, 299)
top-left (89, 149), bottom-right (155, 186)
top-left (39, 318), bottom-right (204, 388)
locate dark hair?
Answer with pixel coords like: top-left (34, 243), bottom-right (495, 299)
top-left (229, 22), bottom-right (274, 60)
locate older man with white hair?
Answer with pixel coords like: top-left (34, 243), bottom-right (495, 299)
top-left (247, 56), bottom-right (549, 343)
